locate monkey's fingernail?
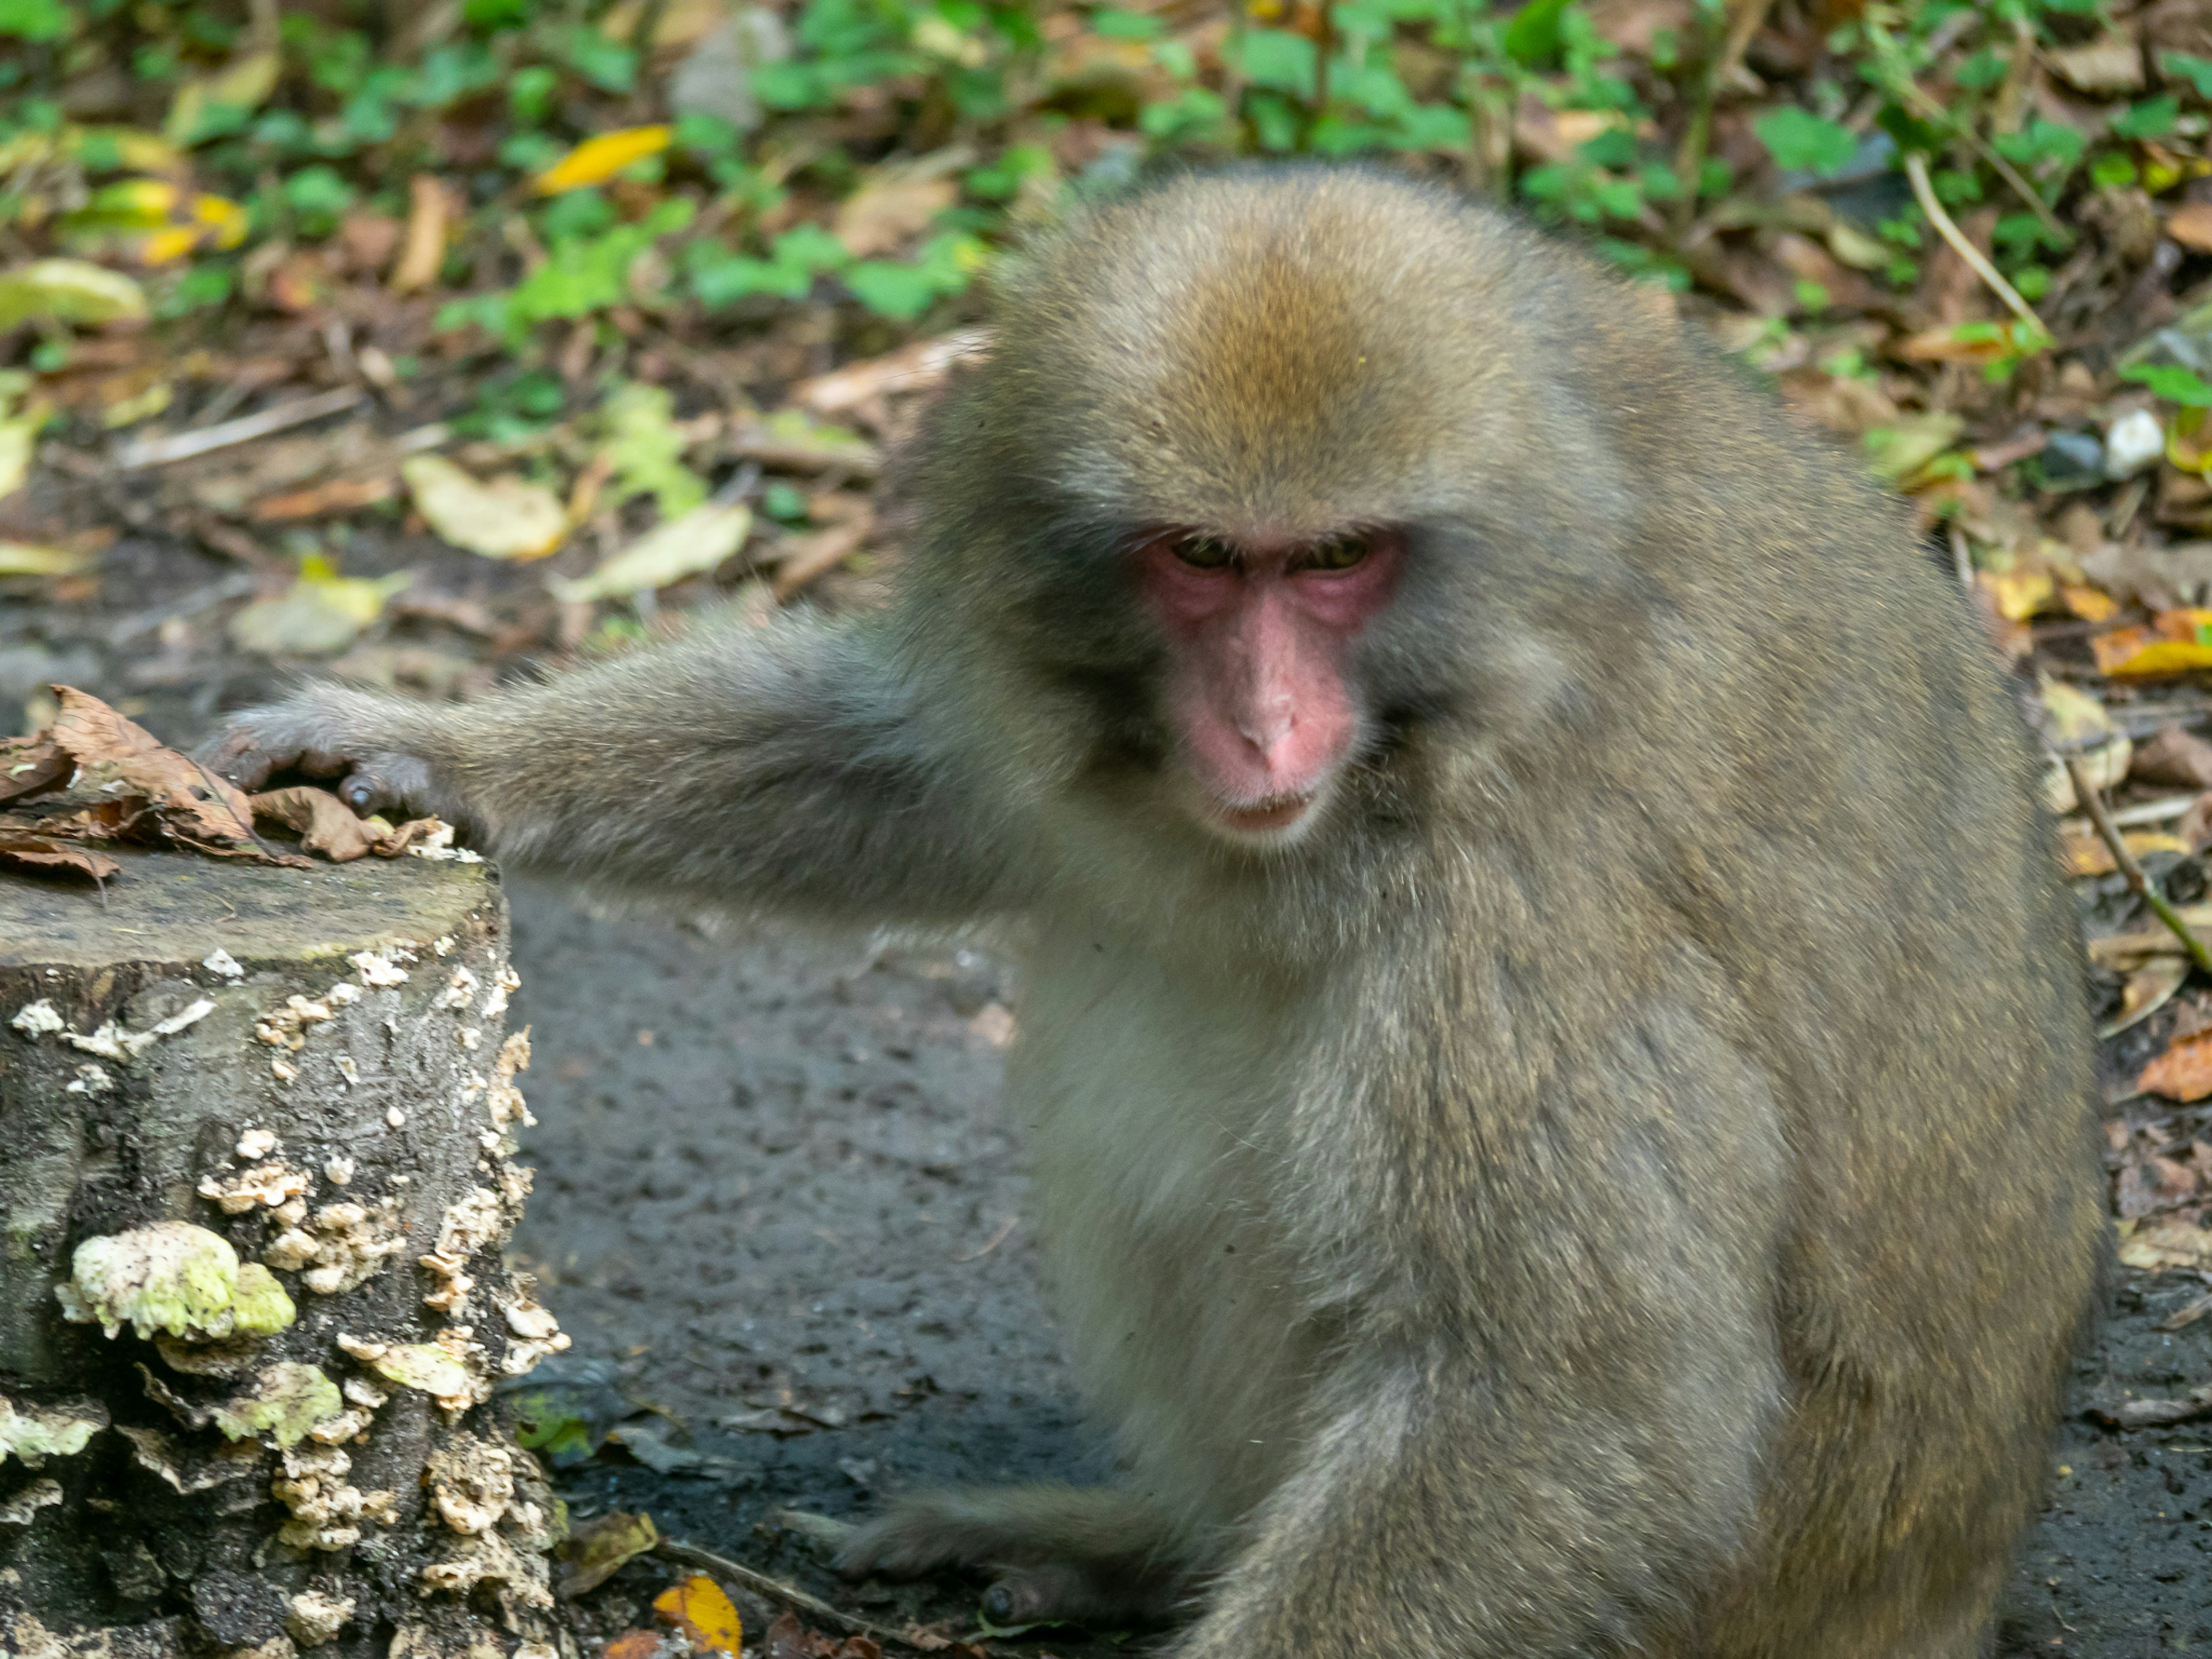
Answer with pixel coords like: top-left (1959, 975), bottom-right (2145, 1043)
top-left (982, 1584), bottom-right (1018, 1624)
top-left (340, 776), bottom-right (377, 811)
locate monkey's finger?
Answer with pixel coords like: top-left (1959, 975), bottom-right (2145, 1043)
top-left (337, 753), bottom-right (437, 819)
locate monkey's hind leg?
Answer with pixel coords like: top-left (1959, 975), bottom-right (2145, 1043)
top-left (835, 1486), bottom-right (1192, 1630)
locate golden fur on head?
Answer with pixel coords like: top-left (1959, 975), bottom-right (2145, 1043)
top-left (971, 166), bottom-right (1626, 540)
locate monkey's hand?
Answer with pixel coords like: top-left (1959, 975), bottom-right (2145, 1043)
top-left (204, 683), bottom-right (456, 822)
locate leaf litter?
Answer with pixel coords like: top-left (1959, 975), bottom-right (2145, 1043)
top-left (0, 687), bottom-right (443, 884)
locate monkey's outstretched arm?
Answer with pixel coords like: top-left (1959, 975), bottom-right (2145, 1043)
top-left (206, 614), bottom-right (1039, 926)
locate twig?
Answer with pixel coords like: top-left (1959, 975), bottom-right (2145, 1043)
top-left (113, 388), bottom-right (365, 470)
top-left (2065, 755), bottom-right (2212, 976)
top-left (654, 1537), bottom-right (977, 1654)
top-left (1716, 0), bottom-right (1776, 85)
top-left (770, 517), bottom-right (873, 601)
top-left (1902, 151), bottom-right (2044, 336)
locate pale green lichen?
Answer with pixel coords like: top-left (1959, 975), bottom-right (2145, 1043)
top-left (0, 1394), bottom-right (107, 1468)
top-left (55, 1221), bottom-right (296, 1342)
top-left (209, 1361), bottom-right (344, 1447)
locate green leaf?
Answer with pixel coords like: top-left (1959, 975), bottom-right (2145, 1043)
top-left (0, 0), bottom-right (70, 40)
top-left (1752, 107), bottom-right (1856, 176)
top-left (2162, 50), bottom-right (2212, 101)
top-left (1502, 0), bottom-right (1573, 67)
top-left (1239, 28), bottom-right (1318, 99)
top-left (1991, 118), bottom-right (2084, 169)
top-left (2123, 362), bottom-right (2212, 408)
top-left (2112, 96), bottom-right (2179, 140)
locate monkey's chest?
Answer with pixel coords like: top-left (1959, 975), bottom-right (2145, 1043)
top-left (1005, 931), bottom-right (1318, 1522)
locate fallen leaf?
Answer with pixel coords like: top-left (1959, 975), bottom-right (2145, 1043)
top-left (249, 477), bottom-right (399, 521)
top-left (2103, 959), bottom-right (2189, 1037)
top-left (0, 734), bottom-right (69, 803)
top-left (47, 685), bottom-right (276, 857)
top-left (402, 456), bottom-right (569, 560)
top-left (0, 825), bottom-right (120, 881)
top-left (654, 1574), bottom-right (743, 1657)
top-left (249, 787), bottom-right (396, 862)
top-left (2039, 679), bottom-right (2130, 812)
top-left (2060, 582), bottom-right (2119, 622)
top-left (228, 559), bottom-right (413, 657)
top-left (2044, 34), bottom-right (2145, 96)
top-left (2060, 828), bottom-right (2188, 877)
top-left (599, 382), bottom-right (707, 520)
top-left (793, 328), bottom-right (990, 421)
top-left (1978, 567), bottom-right (2054, 622)
top-left (533, 127), bottom-right (672, 196)
top-left (164, 48), bottom-right (281, 144)
top-left (0, 260), bottom-right (149, 331)
top-left (546, 501), bottom-right (752, 604)
top-left (2118, 1214), bottom-right (2212, 1272)
top-left (556, 1509), bottom-right (659, 1598)
top-left (604, 1634), bottom-right (665, 1659)
top-left (2169, 202), bottom-right (2212, 256)
top-left (2141, 1029), bottom-right (2212, 1102)
top-left (835, 164), bottom-right (960, 259)
top-left (0, 387), bottom-right (51, 503)
top-left (2133, 724), bottom-right (2212, 789)
top-left (0, 543), bottom-right (98, 577)
top-left (1863, 412), bottom-right (1965, 483)
top-left (391, 175), bottom-right (452, 293)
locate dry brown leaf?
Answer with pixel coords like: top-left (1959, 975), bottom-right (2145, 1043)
top-left (0, 733), bottom-right (69, 803)
top-left (47, 685), bottom-right (282, 857)
top-left (0, 824), bottom-right (120, 881)
top-left (250, 476), bottom-right (397, 521)
top-left (2168, 201), bottom-right (2212, 255)
top-left (2140, 1029), bottom-right (2212, 1102)
top-left (2118, 1214), bottom-right (2212, 1272)
top-left (604, 1633), bottom-right (665, 1659)
top-left (249, 787), bottom-right (445, 862)
top-left (2132, 724), bottom-right (2212, 789)
top-left (2103, 959), bottom-right (2189, 1038)
top-left (390, 175), bottom-right (452, 293)
top-left (834, 167), bottom-right (959, 259)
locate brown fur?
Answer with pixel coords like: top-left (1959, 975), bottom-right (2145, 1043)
top-left (210, 165), bottom-right (2105, 1657)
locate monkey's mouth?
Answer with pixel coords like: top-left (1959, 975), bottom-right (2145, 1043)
top-left (1212, 792), bottom-right (1318, 836)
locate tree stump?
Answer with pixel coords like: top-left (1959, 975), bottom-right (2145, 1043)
top-left (0, 849), bottom-right (570, 1659)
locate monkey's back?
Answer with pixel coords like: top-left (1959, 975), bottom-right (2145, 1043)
top-left (1540, 224), bottom-right (2104, 1652)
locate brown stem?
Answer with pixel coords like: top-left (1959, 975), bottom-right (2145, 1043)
top-left (2064, 754), bottom-right (2212, 976)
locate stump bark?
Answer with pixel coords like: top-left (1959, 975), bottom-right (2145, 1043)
top-left (0, 849), bottom-right (570, 1659)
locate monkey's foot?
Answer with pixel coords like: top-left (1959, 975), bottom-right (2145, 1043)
top-left (834, 1486), bottom-right (1188, 1630)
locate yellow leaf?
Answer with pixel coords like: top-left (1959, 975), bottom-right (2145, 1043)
top-left (402, 455), bottom-right (569, 560)
top-left (106, 128), bottom-right (184, 173)
top-left (165, 49), bottom-right (283, 145)
top-left (140, 226), bottom-right (199, 266)
top-left (102, 380), bottom-right (173, 428)
top-left (2061, 829), bottom-right (2189, 877)
top-left (0, 542), bottom-right (97, 577)
top-left (653, 1575), bottom-right (741, 1657)
top-left (228, 566), bottom-right (413, 658)
top-left (1979, 568), bottom-right (2054, 622)
top-left (532, 126), bottom-right (672, 196)
top-left (2103, 638), bottom-right (2212, 679)
top-left (2060, 582), bottom-right (2118, 622)
top-left (191, 194), bottom-right (248, 249)
top-left (0, 259), bottom-right (148, 331)
top-left (546, 501), bottom-right (752, 603)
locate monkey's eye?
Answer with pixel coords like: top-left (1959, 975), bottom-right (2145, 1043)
top-left (1298, 536), bottom-right (1370, 573)
top-left (1171, 534), bottom-right (1237, 571)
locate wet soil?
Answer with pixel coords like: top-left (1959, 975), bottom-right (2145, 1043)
top-left (8, 563), bottom-right (2210, 1654)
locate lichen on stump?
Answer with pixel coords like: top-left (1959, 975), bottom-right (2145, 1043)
top-left (0, 849), bottom-right (570, 1659)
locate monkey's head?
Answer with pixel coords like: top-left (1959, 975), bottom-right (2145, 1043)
top-left (907, 166), bottom-right (1660, 858)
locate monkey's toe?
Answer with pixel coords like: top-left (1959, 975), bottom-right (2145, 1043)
top-left (981, 1563), bottom-right (1184, 1631)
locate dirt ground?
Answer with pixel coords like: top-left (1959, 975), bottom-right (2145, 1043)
top-left (9, 528), bottom-right (2212, 1654)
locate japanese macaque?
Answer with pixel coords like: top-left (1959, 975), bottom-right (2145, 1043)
top-left (210, 167), bottom-right (2104, 1657)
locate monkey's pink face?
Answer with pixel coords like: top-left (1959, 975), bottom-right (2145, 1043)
top-left (1134, 528), bottom-right (1403, 846)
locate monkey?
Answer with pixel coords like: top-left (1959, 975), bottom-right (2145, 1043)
top-left (208, 165), bottom-right (2105, 1657)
